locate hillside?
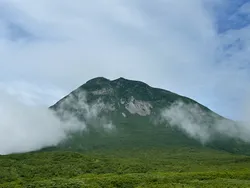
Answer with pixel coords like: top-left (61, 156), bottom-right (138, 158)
top-left (1, 148), bottom-right (250, 187)
top-left (47, 77), bottom-right (250, 154)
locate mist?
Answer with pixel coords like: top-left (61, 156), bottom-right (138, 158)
top-left (159, 100), bottom-right (250, 144)
top-left (0, 91), bottom-right (115, 155)
top-left (0, 92), bottom-right (80, 155)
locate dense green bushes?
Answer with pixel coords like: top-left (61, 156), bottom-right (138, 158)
top-left (1, 148), bottom-right (250, 187)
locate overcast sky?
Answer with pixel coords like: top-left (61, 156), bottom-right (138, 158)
top-left (0, 0), bottom-right (250, 120)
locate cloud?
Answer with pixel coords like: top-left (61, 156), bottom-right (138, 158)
top-left (0, 90), bottom-right (116, 155)
top-left (0, 80), bottom-right (65, 105)
top-left (160, 101), bottom-right (212, 143)
top-left (0, 92), bottom-right (75, 155)
top-left (0, 0), bottom-right (249, 120)
top-left (53, 91), bottom-right (116, 128)
top-left (159, 100), bottom-right (250, 144)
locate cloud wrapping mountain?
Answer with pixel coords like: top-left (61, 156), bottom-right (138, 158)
top-left (0, 91), bottom-right (115, 155)
top-left (160, 100), bottom-right (250, 144)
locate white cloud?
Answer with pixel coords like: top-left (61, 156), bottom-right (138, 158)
top-left (160, 100), bottom-right (250, 144)
top-left (0, 0), bottom-right (249, 120)
top-left (0, 80), bottom-right (65, 105)
top-left (0, 91), bottom-right (82, 154)
top-left (160, 101), bottom-right (212, 144)
top-left (0, 89), bottom-right (116, 155)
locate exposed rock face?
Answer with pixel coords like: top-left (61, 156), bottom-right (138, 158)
top-left (125, 96), bottom-right (152, 116)
top-left (91, 88), bottom-right (114, 95)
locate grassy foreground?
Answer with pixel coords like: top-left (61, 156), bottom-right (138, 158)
top-left (1, 147), bottom-right (250, 187)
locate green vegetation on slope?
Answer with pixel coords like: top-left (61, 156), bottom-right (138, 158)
top-left (1, 147), bottom-right (250, 187)
top-left (47, 77), bottom-right (250, 155)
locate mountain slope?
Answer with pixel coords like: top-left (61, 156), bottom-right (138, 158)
top-left (48, 77), bottom-right (250, 154)
top-left (3, 148), bottom-right (250, 187)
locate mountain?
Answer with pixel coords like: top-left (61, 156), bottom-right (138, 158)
top-left (3, 77), bottom-right (250, 187)
top-left (47, 77), bottom-right (250, 154)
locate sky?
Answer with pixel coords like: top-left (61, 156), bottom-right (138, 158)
top-left (0, 0), bottom-right (250, 120)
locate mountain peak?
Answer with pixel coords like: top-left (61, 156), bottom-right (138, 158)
top-left (85, 77), bottom-right (110, 85)
top-left (111, 77), bottom-right (150, 88)
top-left (111, 77), bottom-right (129, 83)
top-left (113, 77), bottom-right (126, 81)
top-left (57, 76), bottom-right (196, 107)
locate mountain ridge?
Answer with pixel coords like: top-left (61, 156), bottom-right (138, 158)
top-left (50, 77), bottom-right (219, 117)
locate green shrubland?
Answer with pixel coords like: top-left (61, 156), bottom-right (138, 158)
top-left (1, 147), bottom-right (250, 187)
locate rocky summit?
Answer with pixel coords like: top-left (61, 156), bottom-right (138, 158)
top-left (51, 77), bottom-right (214, 119)
top-left (46, 77), bottom-right (250, 154)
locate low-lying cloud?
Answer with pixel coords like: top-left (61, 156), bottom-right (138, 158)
top-left (0, 92), bottom-right (83, 155)
top-left (160, 101), bottom-right (213, 143)
top-left (0, 91), bottom-right (115, 155)
top-left (53, 91), bottom-right (116, 131)
top-left (159, 100), bottom-right (250, 144)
